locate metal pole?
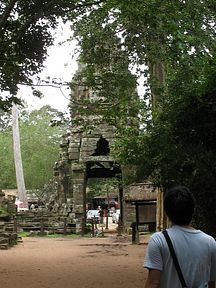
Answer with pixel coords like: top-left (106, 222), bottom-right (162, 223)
top-left (105, 185), bottom-right (109, 230)
top-left (105, 209), bottom-right (109, 230)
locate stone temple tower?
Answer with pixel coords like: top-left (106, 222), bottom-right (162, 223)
top-left (54, 63), bottom-right (122, 231)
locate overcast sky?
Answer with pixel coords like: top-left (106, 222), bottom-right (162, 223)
top-left (18, 22), bottom-right (78, 113)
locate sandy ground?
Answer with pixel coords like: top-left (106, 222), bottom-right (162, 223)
top-left (0, 226), bottom-right (150, 288)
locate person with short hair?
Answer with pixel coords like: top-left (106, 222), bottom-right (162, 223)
top-left (144, 185), bottom-right (216, 288)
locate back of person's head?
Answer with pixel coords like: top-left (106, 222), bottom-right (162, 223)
top-left (164, 185), bottom-right (195, 225)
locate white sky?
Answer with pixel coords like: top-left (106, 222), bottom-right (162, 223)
top-left (18, 22), bottom-right (78, 113)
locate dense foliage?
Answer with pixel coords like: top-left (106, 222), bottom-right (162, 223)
top-left (67, 1), bottom-right (216, 235)
top-left (138, 59), bottom-right (216, 236)
top-left (0, 105), bottom-right (66, 190)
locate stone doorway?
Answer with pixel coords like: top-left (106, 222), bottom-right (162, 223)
top-left (85, 160), bottom-right (123, 225)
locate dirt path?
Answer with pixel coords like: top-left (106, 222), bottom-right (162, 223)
top-left (0, 233), bottom-right (150, 288)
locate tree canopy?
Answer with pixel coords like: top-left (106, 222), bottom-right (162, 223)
top-left (68, 0), bottom-right (216, 156)
top-left (70, 1), bottom-right (216, 86)
top-left (0, 0), bottom-right (105, 110)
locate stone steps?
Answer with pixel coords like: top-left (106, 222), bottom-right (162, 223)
top-left (0, 237), bottom-right (8, 245)
top-left (0, 219), bottom-right (18, 249)
top-left (17, 214), bottom-right (76, 234)
top-left (0, 243), bottom-right (9, 250)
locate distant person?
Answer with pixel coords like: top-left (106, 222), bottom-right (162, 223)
top-left (144, 185), bottom-right (216, 288)
top-left (99, 207), bottom-right (104, 224)
top-left (110, 206), bottom-right (116, 215)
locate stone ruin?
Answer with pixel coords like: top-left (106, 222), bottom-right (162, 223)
top-left (53, 63), bottom-right (123, 233)
top-left (0, 190), bottom-right (19, 249)
top-left (15, 62), bottom-right (139, 236)
top-left (16, 204), bottom-right (76, 236)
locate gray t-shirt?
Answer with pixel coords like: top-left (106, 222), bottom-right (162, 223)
top-left (144, 225), bottom-right (216, 288)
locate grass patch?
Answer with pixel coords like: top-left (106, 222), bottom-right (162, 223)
top-left (19, 231), bottom-right (88, 239)
top-left (47, 233), bottom-right (81, 239)
top-left (18, 231), bottom-right (30, 237)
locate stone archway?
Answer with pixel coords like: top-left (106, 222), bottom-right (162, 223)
top-left (55, 132), bottom-right (123, 234)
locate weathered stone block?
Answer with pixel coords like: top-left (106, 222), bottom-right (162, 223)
top-left (80, 151), bottom-right (94, 159)
top-left (69, 152), bottom-right (79, 160)
top-left (73, 183), bottom-right (84, 194)
top-left (73, 184), bottom-right (84, 194)
top-left (80, 146), bottom-right (95, 153)
top-left (0, 237), bottom-right (8, 244)
top-left (73, 179), bottom-right (85, 185)
top-left (82, 138), bottom-right (98, 147)
top-left (69, 140), bottom-right (81, 146)
top-left (68, 147), bottom-right (79, 153)
top-left (71, 163), bottom-right (85, 171)
top-left (73, 193), bottom-right (84, 206)
top-left (74, 206), bottom-right (84, 214)
top-left (72, 170), bottom-right (85, 180)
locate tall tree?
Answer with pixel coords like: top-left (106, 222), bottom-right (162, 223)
top-left (12, 103), bottom-right (28, 207)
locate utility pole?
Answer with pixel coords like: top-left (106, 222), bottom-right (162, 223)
top-left (12, 103), bottom-right (28, 209)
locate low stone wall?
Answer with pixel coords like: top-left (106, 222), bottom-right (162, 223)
top-left (16, 210), bottom-right (77, 235)
top-left (0, 189), bottom-right (19, 248)
top-left (0, 217), bottom-right (19, 249)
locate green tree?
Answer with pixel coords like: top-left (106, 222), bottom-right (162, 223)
top-left (67, 1), bottom-right (216, 236)
top-left (70, 1), bottom-right (216, 98)
top-left (0, 126), bottom-right (16, 188)
top-left (0, 0), bottom-right (105, 110)
top-left (0, 105), bottom-right (67, 190)
top-left (126, 57), bottom-right (216, 236)
top-left (20, 105), bottom-right (67, 189)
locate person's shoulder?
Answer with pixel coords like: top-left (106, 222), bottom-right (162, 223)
top-left (149, 231), bottom-right (165, 243)
top-left (199, 230), bottom-right (214, 238)
top-left (147, 231), bottom-right (168, 252)
top-left (150, 231), bottom-right (163, 238)
top-left (204, 232), bottom-right (216, 241)
top-left (199, 230), bottom-right (216, 245)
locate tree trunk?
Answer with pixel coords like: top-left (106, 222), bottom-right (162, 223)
top-left (12, 103), bottom-right (28, 209)
top-left (148, 61), bottom-right (166, 108)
